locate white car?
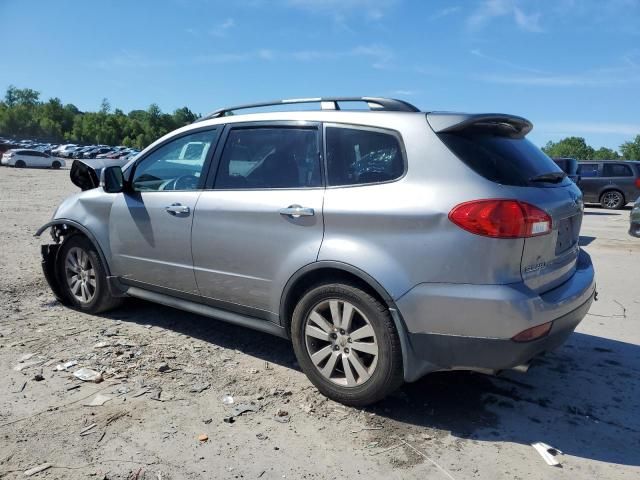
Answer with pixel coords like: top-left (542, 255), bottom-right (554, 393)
top-left (51, 144), bottom-right (78, 157)
top-left (1, 149), bottom-right (65, 169)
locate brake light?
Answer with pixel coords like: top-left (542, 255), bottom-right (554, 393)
top-left (449, 200), bottom-right (552, 238)
top-left (635, 178), bottom-right (640, 189)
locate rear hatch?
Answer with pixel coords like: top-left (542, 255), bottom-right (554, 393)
top-left (429, 113), bottom-right (583, 294)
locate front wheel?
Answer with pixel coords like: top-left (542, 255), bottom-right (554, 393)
top-left (15, 160), bottom-right (26, 168)
top-left (291, 282), bottom-right (403, 406)
top-left (57, 235), bottom-right (121, 313)
top-left (600, 190), bottom-right (625, 209)
top-left (51, 160), bottom-right (61, 169)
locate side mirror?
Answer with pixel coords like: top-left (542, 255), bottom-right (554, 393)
top-left (101, 165), bottom-right (124, 193)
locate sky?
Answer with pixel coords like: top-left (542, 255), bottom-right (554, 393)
top-left (1, 0), bottom-right (640, 150)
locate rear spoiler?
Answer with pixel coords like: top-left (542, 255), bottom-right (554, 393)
top-left (427, 112), bottom-right (533, 138)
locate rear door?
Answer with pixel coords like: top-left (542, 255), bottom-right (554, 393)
top-left (576, 162), bottom-right (601, 202)
top-left (191, 122), bottom-right (324, 317)
top-left (109, 128), bottom-right (219, 294)
top-left (601, 162), bottom-right (636, 204)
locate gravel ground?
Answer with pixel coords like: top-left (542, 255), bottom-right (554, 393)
top-left (0, 166), bottom-right (639, 479)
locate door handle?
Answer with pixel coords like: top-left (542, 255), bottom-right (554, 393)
top-left (165, 203), bottom-right (190, 215)
top-left (279, 205), bottom-right (315, 218)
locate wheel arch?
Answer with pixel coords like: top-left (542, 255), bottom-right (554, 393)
top-left (35, 219), bottom-right (112, 276)
top-left (599, 188), bottom-right (626, 207)
top-left (279, 261), bottom-right (417, 382)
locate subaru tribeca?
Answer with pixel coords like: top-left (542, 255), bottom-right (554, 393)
top-left (36, 97), bottom-right (596, 406)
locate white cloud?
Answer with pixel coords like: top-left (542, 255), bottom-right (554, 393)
top-left (210, 17), bottom-right (236, 37)
top-left (470, 49), bottom-right (545, 74)
top-left (468, 0), bottom-right (543, 32)
top-left (391, 89), bottom-right (418, 96)
top-left (429, 6), bottom-right (461, 21)
top-left (477, 71), bottom-right (640, 87)
top-left (88, 52), bottom-right (174, 69)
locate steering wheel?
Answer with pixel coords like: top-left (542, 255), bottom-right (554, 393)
top-left (166, 174), bottom-right (199, 190)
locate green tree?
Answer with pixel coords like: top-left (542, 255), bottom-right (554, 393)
top-left (620, 135), bottom-right (640, 160)
top-left (592, 147), bottom-right (620, 160)
top-left (542, 137), bottom-right (595, 160)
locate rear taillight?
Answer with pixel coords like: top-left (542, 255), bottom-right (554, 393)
top-left (635, 178), bottom-right (640, 189)
top-left (449, 199), bottom-right (552, 239)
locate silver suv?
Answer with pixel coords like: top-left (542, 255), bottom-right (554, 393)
top-left (37, 97), bottom-right (596, 406)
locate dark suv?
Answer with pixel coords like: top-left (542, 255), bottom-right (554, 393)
top-left (577, 161), bottom-right (640, 209)
top-left (552, 157), bottom-right (580, 184)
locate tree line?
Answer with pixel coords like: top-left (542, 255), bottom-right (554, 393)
top-left (0, 86), bottom-right (199, 150)
top-left (1, 85), bottom-right (639, 158)
top-left (542, 136), bottom-right (640, 161)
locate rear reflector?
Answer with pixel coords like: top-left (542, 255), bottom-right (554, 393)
top-left (512, 321), bottom-right (553, 342)
top-left (449, 199), bottom-right (552, 238)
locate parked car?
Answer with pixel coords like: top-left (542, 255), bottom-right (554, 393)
top-left (577, 160), bottom-right (640, 209)
top-left (630, 197), bottom-right (640, 237)
top-left (52, 144), bottom-right (77, 157)
top-left (552, 157), bottom-right (580, 184)
top-left (82, 147), bottom-right (113, 159)
top-left (36, 97), bottom-right (595, 406)
top-left (1, 149), bottom-right (65, 168)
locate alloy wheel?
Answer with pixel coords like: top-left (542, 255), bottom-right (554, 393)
top-left (64, 247), bottom-right (96, 303)
top-left (304, 299), bottom-right (379, 387)
top-left (603, 191), bottom-right (622, 209)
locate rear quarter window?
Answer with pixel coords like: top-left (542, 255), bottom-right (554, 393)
top-left (578, 164), bottom-right (600, 177)
top-left (325, 126), bottom-right (405, 186)
top-left (602, 163), bottom-right (633, 177)
top-left (439, 132), bottom-right (569, 187)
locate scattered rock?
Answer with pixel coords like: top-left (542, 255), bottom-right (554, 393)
top-left (33, 373), bottom-right (45, 382)
top-left (157, 362), bottom-right (170, 373)
top-left (256, 433), bottom-right (268, 441)
top-left (222, 394), bottom-right (234, 405)
top-left (19, 353), bottom-right (35, 362)
top-left (198, 433), bottom-right (209, 442)
top-left (231, 403), bottom-right (259, 417)
top-left (93, 341), bottom-right (110, 349)
top-left (83, 393), bottom-right (112, 407)
top-left (190, 382), bottom-right (210, 393)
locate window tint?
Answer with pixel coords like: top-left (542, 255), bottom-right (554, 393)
top-left (132, 129), bottom-right (217, 191)
top-left (439, 133), bottom-right (570, 187)
top-left (215, 128), bottom-right (320, 189)
top-left (326, 127), bottom-right (404, 186)
top-left (602, 163), bottom-right (633, 177)
top-left (577, 164), bottom-right (599, 178)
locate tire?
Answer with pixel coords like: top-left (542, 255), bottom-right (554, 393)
top-left (52, 161), bottom-right (61, 169)
top-left (291, 282), bottom-right (404, 406)
top-left (15, 160), bottom-right (26, 168)
top-left (600, 190), bottom-right (625, 210)
top-left (56, 235), bottom-right (122, 313)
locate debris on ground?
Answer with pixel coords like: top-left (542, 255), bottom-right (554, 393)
top-left (80, 423), bottom-right (97, 436)
top-left (32, 373), bottom-right (45, 381)
top-left (198, 433), bottom-right (209, 442)
top-left (274, 409), bottom-right (290, 423)
top-left (156, 362), bottom-right (171, 373)
top-left (23, 463), bottom-right (52, 477)
top-left (83, 393), bottom-right (112, 407)
top-left (73, 367), bottom-right (103, 383)
top-left (532, 442), bottom-right (563, 466)
top-left (222, 394), bottom-right (234, 405)
top-left (231, 403), bottom-right (259, 417)
top-left (55, 360), bottom-right (78, 371)
top-left (190, 382), bottom-right (210, 393)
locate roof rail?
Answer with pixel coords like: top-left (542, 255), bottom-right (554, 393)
top-left (197, 96), bottom-right (420, 122)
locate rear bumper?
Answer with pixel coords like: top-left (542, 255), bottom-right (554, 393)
top-left (396, 249), bottom-right (595, 381)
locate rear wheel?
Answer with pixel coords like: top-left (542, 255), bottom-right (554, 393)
top-left (57, 235), bottom-right (121, 313)
top-left (51, 160), bottom-right (61, 169)
top-left (291, 282), bottom-right (403, 406)
top-left (600, 190), bottom-right (625, 210)
top-left (15, 160), bottom-right (26, 168)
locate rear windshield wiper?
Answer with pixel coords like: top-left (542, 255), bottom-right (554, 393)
top-left (529, 172), bottom-right (566, 183)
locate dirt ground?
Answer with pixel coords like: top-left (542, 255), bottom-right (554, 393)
top-left (1, 166), bottom-right (639, 479)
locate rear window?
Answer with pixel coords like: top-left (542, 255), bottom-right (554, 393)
top-left (439, 133), bottom-right (570, 187)
top-left (602, 163), bottom-right (633, 177)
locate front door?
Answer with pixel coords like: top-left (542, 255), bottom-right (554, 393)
top-left (191, 123), bottom-right (324, 317)
top-left (109, 128), bottom-right (220, 293)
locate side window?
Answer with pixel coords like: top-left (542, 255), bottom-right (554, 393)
top-left (132, 129), bottom-right (218, 191)
top-left (326, 126), bottom-right (404, 186)
top-left (577, 164), bottom-right (599, 178)
top-left (215, 127), bottom-right (321, 189)
top-left (602, 163), bottom-right (633, 177)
